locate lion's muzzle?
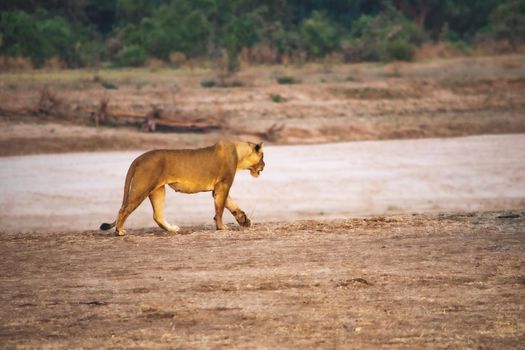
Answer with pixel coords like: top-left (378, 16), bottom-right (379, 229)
top-left (249, 157), bottom-right (265, 177)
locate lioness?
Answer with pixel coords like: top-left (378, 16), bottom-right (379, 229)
top-left (100, 141), bottom-right (265, 236)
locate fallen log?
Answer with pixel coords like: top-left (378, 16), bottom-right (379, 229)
top-left (90, 101), bottom-right (223, 132)
top-left (1, 92), bottom-right (224, 134)
top-left (227, 123), bottom-right (285, 142)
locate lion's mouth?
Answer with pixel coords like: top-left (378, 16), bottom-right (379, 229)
top-left (250, 168), bottom-right (263, 177)
top-left (250, 158), bottom-right (265, 177)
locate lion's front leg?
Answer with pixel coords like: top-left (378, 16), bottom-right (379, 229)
top-left (212, 182), bottom-right (231, 230)
top-left (225, 196), bottom-right (251, 227)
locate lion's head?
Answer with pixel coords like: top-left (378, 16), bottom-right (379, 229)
top-left (238, 142), bottom-right (265, 177)
top-left (249, 143), bottom-right (265, 177)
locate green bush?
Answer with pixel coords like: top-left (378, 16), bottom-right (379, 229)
top-left (76, 40), bottom-right (108, 67)
top-left (300, 11), bottom-right (340, 58)
top-left (117, 45), bottom-right (147, 67)
top-left (0, 10), bottom-right (95, 67)
top-left (101, 81), bottom-right (118, 90)
top-left (0, 10), bottom-right (46, 66)
top-left (1, 1), bottom-right (516, 69)
top-left (276, 76), bottom-right (300, 84)
top-left (200, 79), bottom-right (245, 88)
top-left (267, 22), bottom-right (300, 62)
top-left (121, 3), bottom-right (211, 61)
top-left (386, 39), bottom-right (414, 61)
top-left (487, 0), bottom-right (525, 48)
top-left (200, 80), bottom-right (216, 88)
top-left (37, 15), bottom-right (80, 66)
top-left (343, 7), bottom-right (425, 62)
top-left (224, 14), bottom-right (261, 73)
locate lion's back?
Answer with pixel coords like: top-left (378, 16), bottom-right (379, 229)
top-left (133, 142), bottom-right (237, 186)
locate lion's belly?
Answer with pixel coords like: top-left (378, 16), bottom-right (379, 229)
top-left (168, 180), bottom-right (214, 194)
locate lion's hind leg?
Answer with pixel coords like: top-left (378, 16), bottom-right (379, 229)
top-left (115, 181), bottom-right (156, 236)
top-left (149, 186), bottom-right (180, 233)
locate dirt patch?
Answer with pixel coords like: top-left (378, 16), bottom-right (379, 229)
top-left (0, 211), bottom-right (523, 349)
top-left (1, 55), bottom-right (525, 156)
top-left (0, 122), bottom-right (222, 156)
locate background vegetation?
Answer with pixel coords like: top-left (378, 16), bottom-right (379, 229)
top-left (1, 0), bottom-right (524, 71)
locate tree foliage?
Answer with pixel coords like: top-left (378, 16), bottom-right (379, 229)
top-left (344, 6), bottom-right (425, 62)
top-left (0, 0), bottom-right (523, 68)
top-left (488, 0), bottom-right (525, 48)
top-left (300, 11), bottom-right (340, 58)
top-left (117, 44), bottom-right (146, 66)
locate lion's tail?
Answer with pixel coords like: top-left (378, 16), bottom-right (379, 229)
top-left (99, 158), bottom-right (138, 231)
top-left (121, 158), bottom-right (138, 207)
top-left (100, 221), bottom-right (115, 230)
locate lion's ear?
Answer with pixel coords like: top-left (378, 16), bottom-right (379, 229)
top-left (255, 142), bottom-right (264, 153)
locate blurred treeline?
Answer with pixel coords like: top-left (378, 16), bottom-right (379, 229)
top-left (1, 0), bottom-right (524, 70)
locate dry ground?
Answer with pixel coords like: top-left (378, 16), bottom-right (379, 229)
top-left (0, 212), bottom-right (524, 349)
top-left (1, 56), bottom-right (524, 349)
top-left (1, 55), bottom-right (525, 156)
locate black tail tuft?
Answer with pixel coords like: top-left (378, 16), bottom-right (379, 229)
top-left (100, 223), bottom-right (112, 230)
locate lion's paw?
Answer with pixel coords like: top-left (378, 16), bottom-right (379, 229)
top-left (115, 229), bottom-right (127, 236)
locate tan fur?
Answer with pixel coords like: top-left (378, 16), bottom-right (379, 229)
top-left (100, 141), bottom-right (265, 236)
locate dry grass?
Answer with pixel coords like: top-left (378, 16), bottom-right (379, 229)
top-left (415, 42), bottom-right (470, 60)
top-left (1, 54), bottom-right (525, 155)
top-left (0, 56), bottom-right (33, 71)
top-left (0, 211), bottom-right (523, 348)
top-left (43, 56), bottom-right (65, 71)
